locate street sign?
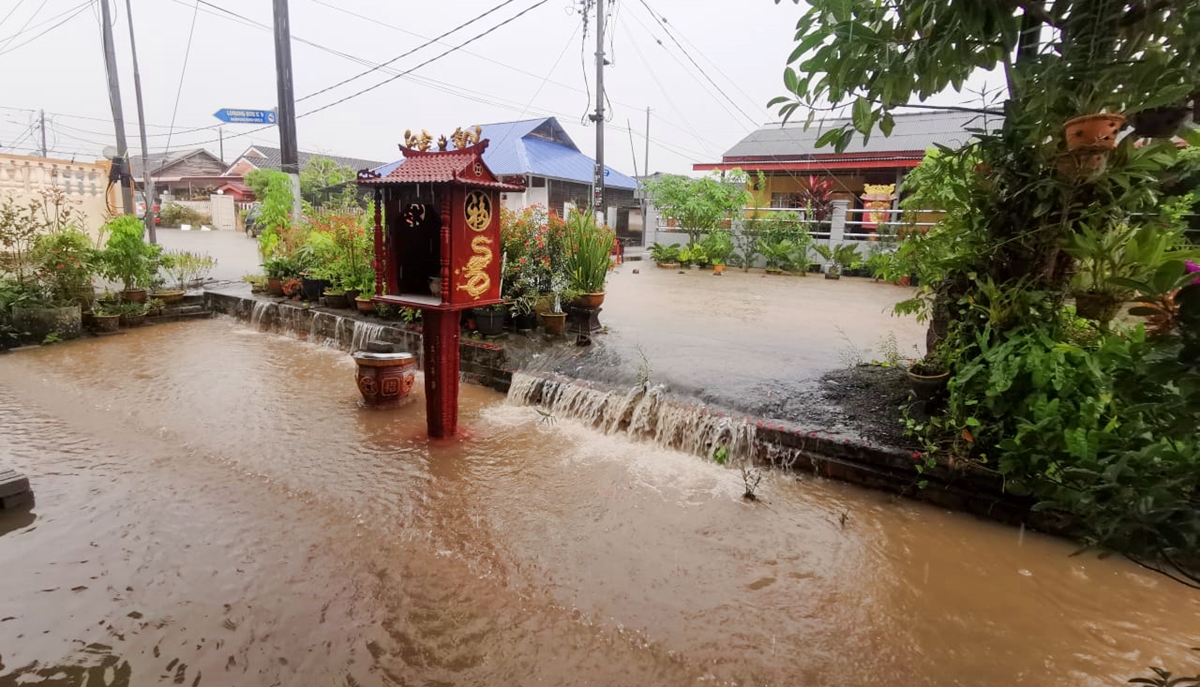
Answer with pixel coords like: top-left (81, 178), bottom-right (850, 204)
top-left (213, 108), bottom-right (277, 125)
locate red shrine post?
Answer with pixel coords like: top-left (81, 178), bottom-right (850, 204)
top-left (358, 127), bottom-right (525, 439)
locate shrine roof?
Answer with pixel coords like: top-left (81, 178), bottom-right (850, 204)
top-left (358, 141), bottom-right (524, 191)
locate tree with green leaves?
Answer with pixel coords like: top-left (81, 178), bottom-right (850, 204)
top-left (300, 156), bottom-right (358, 210)
top-left (643, 170), bottom-right (752, 244)
top-left (771, 0), bottom-right (1200, 583)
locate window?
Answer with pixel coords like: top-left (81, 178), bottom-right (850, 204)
top-left (770, 192), bottom-right (803, 209)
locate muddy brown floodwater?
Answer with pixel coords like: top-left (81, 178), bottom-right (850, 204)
top-left (0, 319), bottom-right (1197, 686)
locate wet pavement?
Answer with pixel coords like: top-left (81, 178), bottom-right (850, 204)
top-left (1, 320), bottom-right (1197, 686)
top-left (156, 228), bottom-right (260, 282)
top-left (518, 263), bottom-right (928, 435)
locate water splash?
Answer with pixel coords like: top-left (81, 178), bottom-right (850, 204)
top-left (249, 301), bottom-right (273, 330)
top-left (350, 321), bottom-right (386, 352)
top-left (507, 372), bottom-right (757, 463)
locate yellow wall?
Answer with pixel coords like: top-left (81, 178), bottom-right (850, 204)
top-left (0, 154), bottom-right (117, 240)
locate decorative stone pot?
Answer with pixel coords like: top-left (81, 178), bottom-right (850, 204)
top-left (323, 292), bottom-right (349, 309)
top-left (12, 305), bottom-right (82, 342)
top-left (352, 348), bottom-right (417, 408)
top-left (119, 312), bottom-right (147, 328)
top-left (659, 261), bottom-right (679, 270)
top-left (907, 367), bottom-right (950, 403)
top-left (1063, 113), bottom-right (1125, 150)
top-left (539, 311), bottom-right (566, 336)
top-left (344, 289), bottom-right (361, 304)
top-left (122, 288), bottom-right (147, 304)
top-left (93, 314), bottom-right (119, 333)
top-left (267, 277), bottom-right (284, 296)
top-left (824, 268), bottom-right (841, 280)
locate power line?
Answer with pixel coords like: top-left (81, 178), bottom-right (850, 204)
top-left (296, 0), bottom-right (555, 119)
top-left (0, 0), bottom-right (92, 56)
top-left (165, 0), bottom-right (201, 154)
top-left (633, 0), bottom-right (760, 128)
top-left (296, 0), bottom-right (522, 103)
top-left (0, 0), bottom-right (31, 30)
top-left (0, 0), bottom-right (48, 51)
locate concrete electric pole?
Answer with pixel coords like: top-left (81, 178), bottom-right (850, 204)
top-left (125, 0), bottom-right (156, 243)
top-left (99, 0), bottom-right (134, 215)
top-left (39, 110), bottom-right (46, 158)
top-left (591, 0), bottom-right (605, 219)
top-left (272, 0), bottom-right (303, 219)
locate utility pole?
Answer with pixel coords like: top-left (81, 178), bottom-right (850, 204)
top-left (219, 127), bottom-right (224, 164)
top-left (272, 0), bottom-right (302, 218)
top-left (39, 110), bottom-right (46, 157)
top-left (590, 0), bottom-right (605, 219)
top-left (99, 0), bottom-right (133, 215)
top-left (124, 0), bottom-right (156, 242)
top-left (644, 107), bottom-right (651, 180)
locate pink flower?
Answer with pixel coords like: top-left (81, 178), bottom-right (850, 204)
top-left (1186, 260), bottom-right (1200, 285)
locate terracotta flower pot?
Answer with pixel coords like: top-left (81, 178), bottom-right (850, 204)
top-left (1063, 113), bottom-right (1125, 150)
top-left (574, 292), bottom-right (605, 308)
top-left (713, 265), bottom-right (726, 275)
top-left (152, 289), bottom-right (186, 305)
top-left (267, 277), bottom-right (284, 296)
top-left (539, 311), bottom-right (567, 335)
top-left (355, 297), bottom-right (375, 313)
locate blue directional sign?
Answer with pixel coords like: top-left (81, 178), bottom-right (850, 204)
top-left (213, 108), bottom-right (277, 125)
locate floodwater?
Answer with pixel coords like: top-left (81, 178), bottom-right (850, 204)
top-left (0, 319), bottom-right (1196, 686)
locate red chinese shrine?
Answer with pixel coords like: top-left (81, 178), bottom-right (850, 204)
top-left (357, 127), bottom-right (525, 439)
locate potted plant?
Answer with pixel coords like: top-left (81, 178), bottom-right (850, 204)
top-left (323, 286), bottom-right (349, 309)
top-left (813, 243), bottom-right (861, 280)
top-left (473, 303), bottom-right (506, 336)
top-left (145, 297), bottom-right (165, 317)
top-left (907, 356), bottom-right (950, 402)
top-left (649, 242), bottom-right (681, 269)
top-left (99, 215), bottom-right (161, 303)
top-left (1063, 112), bottom-right (1125, 151)
top-left (1064, 221), bottom-right (1198, 325)
top-left (116, 301), bottom-right (147, 328)
top-left (157, 250), bottom-right (215, 303)
top-left (282, 277), bottom-right (303, 300)
top-left (92, 304), bottom-right (120, 333)
top-left (701, 230), bottom-right (734, 275)
top-left (346, 271), bottom-right (377, 313)
top-left (564, 210), bottom-right (614, 307)
top-left (262, 256), bottom-right (295, 296)
top-left (679, 243), bottom-right (709, 271)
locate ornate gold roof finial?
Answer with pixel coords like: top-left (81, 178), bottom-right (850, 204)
top-left (437, 135), bottom-right (449, 151)
top-left (451, 127), bottom-right (468, 150)
top-left (469, 125), bottom-right (481, 146)
top-left (403, 129), bottom-right (415, 148)
top-left (413, 129), bottom-right (432, 152)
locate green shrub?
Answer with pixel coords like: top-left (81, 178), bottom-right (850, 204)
top-left (158, 203), bottom-right (210, 227)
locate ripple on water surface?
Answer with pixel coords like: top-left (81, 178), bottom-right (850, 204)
top-left (0, 318), bottom-right (1197, 686)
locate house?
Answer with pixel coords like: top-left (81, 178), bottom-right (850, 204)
top-left (128, 148), bottom-right (236, 200)
top-left (223, 145), bottom-right (386, 178)
top-left (373, 117), bottom-right (644, 244)
top-left (693, 110), bottom-right (1001, 215)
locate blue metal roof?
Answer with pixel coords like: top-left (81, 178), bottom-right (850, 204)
top-left (373, 117), bottom-right (637, 190)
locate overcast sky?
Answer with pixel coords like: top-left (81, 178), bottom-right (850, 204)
top-left (1, 0), bottom-right (998, 176)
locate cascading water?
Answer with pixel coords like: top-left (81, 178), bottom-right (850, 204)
top-left (350, 321), bottom-right (387, 352)
top-left (507, 372), bottom-right (757, 462)
top-left (248, 301), bottom-right (273, 330)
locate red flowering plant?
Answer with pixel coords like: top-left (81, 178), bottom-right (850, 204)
top-left (500, 205), bottom-right (568, 313)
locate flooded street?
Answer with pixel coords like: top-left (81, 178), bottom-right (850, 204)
top-left (0, 319), bottom-right (1197, 686)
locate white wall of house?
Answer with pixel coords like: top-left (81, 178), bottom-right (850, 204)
top-left (0, 154), bottom-right (117, 241)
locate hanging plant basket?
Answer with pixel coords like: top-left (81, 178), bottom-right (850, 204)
top-left (1056, 145), bottom-right (1111, 181)
top-left (1130, 105), bottom-right (1190, 139)
top-left (1073, 291), bottom-right (1123, 324)
top-left (1063, 113), bottom-right (1125, 150)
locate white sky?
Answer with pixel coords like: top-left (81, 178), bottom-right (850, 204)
top-left (0, 0), bottom-right (999, 176)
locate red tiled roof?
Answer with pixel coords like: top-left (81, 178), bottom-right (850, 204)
top-left (358, 141), bottom-right (525, 191)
